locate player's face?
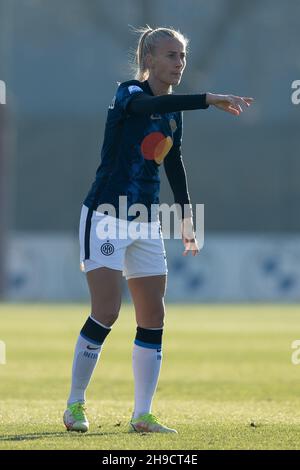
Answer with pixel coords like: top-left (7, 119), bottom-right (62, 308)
top-left (148, 38), bottom-right (186, 86)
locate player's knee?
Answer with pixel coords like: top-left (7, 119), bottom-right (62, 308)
top-left (138, 304), bottom-right (165, 328)
top-left (91, 300), bottom-right (121, 327)
top-left (92, 310), bottom-right (119, 328)
top-left (156, 311), bottom-right (165, 328)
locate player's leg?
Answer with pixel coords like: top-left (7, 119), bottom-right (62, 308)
top-left (87, 266), bottom-right (123, 327)
top-left (127, 274), bottom-right (177, 433)
top-left (64, 266), bottom-right (122, 432)
top-left (128, 274), bottom-right (166, 328)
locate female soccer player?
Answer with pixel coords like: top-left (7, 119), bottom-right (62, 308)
top-left (63, 26), bottom-right (253, 434)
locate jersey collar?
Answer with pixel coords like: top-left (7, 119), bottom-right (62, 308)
top-left (143, 80), bottom-right (174, 97)
top-left (143, 80), bottom-right (154, 96)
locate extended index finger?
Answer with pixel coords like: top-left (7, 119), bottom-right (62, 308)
top-left (233, 97), bottom-right (254, 109)
top-left (242, 97), bottom-right (254, 104)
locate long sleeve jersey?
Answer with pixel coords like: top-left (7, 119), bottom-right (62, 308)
top-left (83, 79), bottom-right (209, 221)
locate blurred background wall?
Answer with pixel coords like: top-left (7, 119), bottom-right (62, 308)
top-left (0, 0), bottom-right (300, 301)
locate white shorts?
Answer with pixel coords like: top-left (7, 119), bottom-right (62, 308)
top-left (79, 205), bottom-right (168, 279)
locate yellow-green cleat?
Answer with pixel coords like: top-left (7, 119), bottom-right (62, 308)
top-left (63, 402), bottom-right (89, 433)
top-left (129, 413), bottom-right (178, 434)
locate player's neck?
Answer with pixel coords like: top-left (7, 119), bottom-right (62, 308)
top-left (146, 77), bottom-right (172, 96)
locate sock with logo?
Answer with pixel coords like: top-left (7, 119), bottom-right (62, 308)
top-left (132, 326), bottom-right (163, 419)
top-left (67, 315), bottom-right (111, 405)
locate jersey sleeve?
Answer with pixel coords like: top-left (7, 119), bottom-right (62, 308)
top-left (164, 113), bottom-right (193, 219)
top-left (173, 112), bottom-right (183, 148)
top-left (163, 112), bottom-right (193, 218)
top-left (164, 145), bottom-right (193, 219)
top-left (127, 93), bottom-right (209, 115)
top-left (115, 83), bottom-right (146, 115)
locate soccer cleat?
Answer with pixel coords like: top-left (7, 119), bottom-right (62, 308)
top-left (129, 413), bottom-right (178, 434)
top-left (63, 402), bottom-right (89, 432)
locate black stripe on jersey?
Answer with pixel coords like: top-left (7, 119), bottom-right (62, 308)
top-left (84, 207), bottom-right (94, 260)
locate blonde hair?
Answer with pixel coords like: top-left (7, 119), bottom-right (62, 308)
top-left (129, 25), bottom-right (189, 82)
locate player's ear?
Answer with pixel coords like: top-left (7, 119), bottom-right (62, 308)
top-left (145, 52), bottom-right (154, 69)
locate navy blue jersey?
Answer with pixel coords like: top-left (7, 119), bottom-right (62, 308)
top-left (84, 80), bottom-right (183, 221)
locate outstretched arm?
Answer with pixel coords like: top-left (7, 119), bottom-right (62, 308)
top-left (126, 89), bottom-right (253, 116)
top-left (128, 92), bottom-right (209, 115)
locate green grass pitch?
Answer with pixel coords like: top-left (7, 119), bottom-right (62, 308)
top-left (0, 303), bottom-right (300, 450)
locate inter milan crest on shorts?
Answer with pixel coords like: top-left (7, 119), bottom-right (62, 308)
top-left (100, 241), bottom-right (114, 256)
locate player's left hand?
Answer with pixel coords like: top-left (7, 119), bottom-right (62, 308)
top-left (181, 217), bottom-right (199, 256)
top-left (182, 236), bottom-right (199, 256)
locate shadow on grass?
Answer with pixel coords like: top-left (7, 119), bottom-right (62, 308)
top-left (0, 431), bottom-right (121, 442)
